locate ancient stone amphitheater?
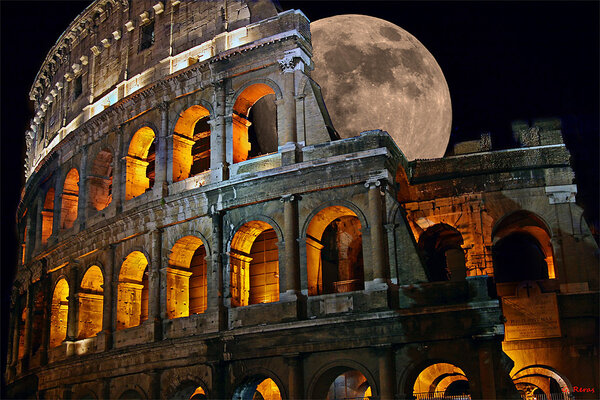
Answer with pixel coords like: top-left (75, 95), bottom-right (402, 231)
top-left (6, 1), bottom-right (598, 399)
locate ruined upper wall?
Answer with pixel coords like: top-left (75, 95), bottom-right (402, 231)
top-left (25, 0), bottom-right (307, 179)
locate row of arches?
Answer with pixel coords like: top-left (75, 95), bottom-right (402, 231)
top-left (28, 82), bottom-right (279, 257)
top-left (39, 205), bottom-right (364, 347)
top-left (416, 210), bottom-right (555, 284)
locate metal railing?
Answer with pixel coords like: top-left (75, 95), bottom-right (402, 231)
top-left (520, 393), bottom-right (574, 400)
top-left (413, 392), bottom-right (471, 400)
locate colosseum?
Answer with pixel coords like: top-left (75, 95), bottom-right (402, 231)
top-left (5, 0), bottom-right (599, 399)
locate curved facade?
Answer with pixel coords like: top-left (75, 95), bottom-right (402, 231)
top-left (7, 1), bottom-right (598, 399)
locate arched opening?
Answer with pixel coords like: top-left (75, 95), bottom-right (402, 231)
top-left (17, 305), bottom-right (26, 359)
top-left (89, 149), bottom-right (113, 211)
top-left (173, 105), bottom-right (211, 182)
top-left (78, 266), bottom-right (104, 339)
top-left (41, 188), bottom-right (54, 245)
top-left (306, 206), bottom-right (364, 295)
top-left (60, 168), bottom-right (79, 229)
top-left (50, 278), bottom-right (69, 348)
top-left (417, 224), bottom-right (466, 282)
top-left (511, 365), bottom-right (571, 399)
top-left (311, 366), bottom-right (374, 400)
top-left (232, 84), bottom-right (277, 163)
top-left (230, 221), bottom-right (279, 307)
top-left (125, 127), bottom-right (156, 200)
top-left (117, 251), bottom-right (149, 330)
top-left (167, 236), bottom-right (208, 319)
top-left (492, 211), bottom-right (555, 283)
top-left (20, 211), bottom-right (27, 264)
top-left (170, 382), bottom-right (207, 400)
top-left (412, 362), bottom-right (470, 399)
top-left (233, 376), bottom-right (282, 400)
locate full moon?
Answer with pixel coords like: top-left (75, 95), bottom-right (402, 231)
top-left (310, 15), bottom-right (452, 160)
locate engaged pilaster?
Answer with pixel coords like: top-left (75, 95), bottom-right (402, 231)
top-left (280, 194), bottom-right (300, 299)
top-left (365, 179), bottom-right (388, 290)
top-left (210, 80), bottom-right (228, 181)
top-left (154, 101), bottom-right (169, 196)
top-left (278, 52), bottom-right (305, 165)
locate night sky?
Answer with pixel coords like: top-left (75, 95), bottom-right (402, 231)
top-left (1, 0), bottom-right (598, 388)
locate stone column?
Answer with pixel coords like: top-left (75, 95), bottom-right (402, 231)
top-left (286, 354), bottom-right (304, 400)
top-left (365, 179), bottom-right (387, 288)
top-left (113, 128), bottom-right (123, 212)
top-left (50, 179), bottom-right (62, 243)
top-left (377, 346), bottom-right (396, 400)
top-left (149, 229), bottom-right (163, 340)
top-left (77, 144), bottom-right (89, 230)
top-left (35, 196), bottom-right (44, 253)
top-left (154, 101), bottom-right (169, 196)
top-left (277, 55), bottom-right (301, 165)
top-left (65, 264), bottom-right (79, 342)
top-left (148, 369), bottom-right (162, 399)
top-left (281, 195), bottom-right (300, 298)
top-left (98, 244), bottom-right (115, 350)
top-left (39, 277), bottom-right (51, 365)
top-left (210, 81), bottom-right (228, 181)
top-left (21, 285), bottom-right (34, 369)
top-left (9, 293), bottom-right (22, 371)
top-left (208, 210), bottom-right (227, 330)
top-left (24, 211), bottom-right (35, 264)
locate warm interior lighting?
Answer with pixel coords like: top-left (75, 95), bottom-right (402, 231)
top-left (18, 307), bottom-right (27, 359)
top-left (255, 378), bottom-right (281, 400)
top-left (189, 386), bottom-right (206, 400)
top-left (230, 221), bottom-right (279, 307)
top-left (232, 84), bottom-right (276, 163)
top-left (413, 363), bottom-right (470, 399)
top-left (78, 266), bottom-right (104, 339)
top-left (89, 149), bottom-right (113, 211)
top-left (116, 251), bottom-right (149, 330)
top-left (50, 278), bottom-right (69, 348)
top-left (306, 206), bottom-right (364, 295)
top-left (125, 127), bottom-right (155, 200)
top-left (167, 236), bottom-right (207, 319)
top-left (41, 188), bottom-right (54, 245)
top-left (326, 370), bottom-right (371, 400)
top-left (172, 105), bottom-right (211, 182)
top-left (60, 168), bottom-right (79, 229)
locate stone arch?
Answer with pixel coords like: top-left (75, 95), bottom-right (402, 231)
top-left (72, 387), bottom-right (99, 400)
top-left (172, 104), bottom-right (213, 182)
top-left (77, 265), bottom-right (104, 339)
top-left (417, 223), bottom-right (466, 282)
top-left (49, 276), bottom-right (69, 348)
top-left (231, 367), bottom-right (286, 400)
top-left (399, 358), bottom-right (472, 400)
top-left (166, 378), bottom-right (210, 400)
top-left (301, 200), bottom-right (369, 237)
top-left (125, 125), bottom-right (156, 200)
top-left (307, 359), bottom-right (378, 400)
top-left (60, 168), bottom-right (80, 229)
top-left (167, 235), bottom-right (209, 318)
top-left (116, 388), bottom-right (146, 400)
top-left (89, 147), bottom-right (114, 211)
top-left (302, 201), bottom-right (368, 296)
top-left (492, 210), bottom-right (555, 282)
top-left (41, 186), bottom-right (55, 245)
top-left (231, 80), bottom-right (282, 163)
top-left (228, 218), bottom-right (281, 307)
top-left (116, 251), bottom-right (150, 330)
top-left (511, 364), bottom-right (573, 397)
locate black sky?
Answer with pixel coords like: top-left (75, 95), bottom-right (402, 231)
top-left (1, 0), bottom-right (598, 390)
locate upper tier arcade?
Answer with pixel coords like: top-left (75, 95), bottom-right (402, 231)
top-left (25, 0), bottom-right (317, 180)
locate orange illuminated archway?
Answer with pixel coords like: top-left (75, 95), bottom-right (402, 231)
top-left (78, 266), bottom-right (104, 339)
top-left (418, 224), bottom-right (466, 282)
top-left (233, 376), bottom-right (282, 400)
top-left (116, 251), bottom-right (149, 330)
top-left (90, 148), bottom-right (113, 211)
top-left (306, 206), bottom-right (364, 295)
top-left (125, 127), bottom-right (155, 200)
top-left (41, 188), bottom-right (54, 245)
top-left (49, 278), bottom-right (69, 348)
top-left (412, 362), bottom-right (470, 399)
top-left (230, 221), bottom-right (279, 307)
top-left (172, 105), bottom-right (211, 182)
top-left (60, 168), bottom-right (79, 229)
top-left (232, 83), bottom-right (277, 163)
top-left (167, 236), bottom-right (208, 319)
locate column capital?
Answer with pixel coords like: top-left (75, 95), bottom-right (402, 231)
top-left (158, 100), bottom-right (170, 113)
top-left (280, 194), bottom-right (300, 203)
top-left (365, 178), bottom-right (384, 190)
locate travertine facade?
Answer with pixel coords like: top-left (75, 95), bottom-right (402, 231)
top-left (6, 1), bottom-right (598, 399)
